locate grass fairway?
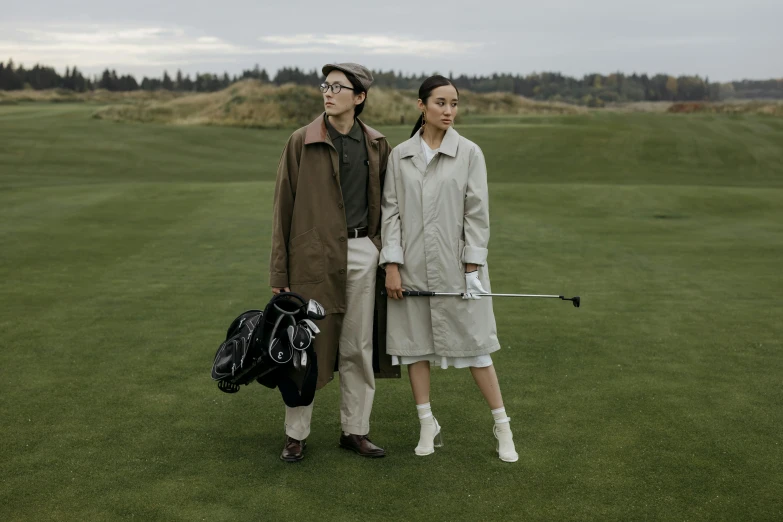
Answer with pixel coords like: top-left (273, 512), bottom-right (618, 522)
top-left (1, 104), bottom-right (782, 521)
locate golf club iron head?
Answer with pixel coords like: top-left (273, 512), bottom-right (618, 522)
top-left (300, 318), bottom-right (320, 335)
top-left (306, 299), bottom-right (325, 320)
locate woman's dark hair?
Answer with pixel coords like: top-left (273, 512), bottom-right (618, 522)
top-left (410, 75), bottom-right (460, 137)
top-left (345, 72), bottom-right (367, 118)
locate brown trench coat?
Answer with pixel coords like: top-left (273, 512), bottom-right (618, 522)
top-left (269, 113), bottom-right (400, 389)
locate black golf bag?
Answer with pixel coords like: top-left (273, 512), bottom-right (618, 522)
top-left (210, 292), bottom-right (325, 407)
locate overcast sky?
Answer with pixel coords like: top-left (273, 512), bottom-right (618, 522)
top-left (2, 0), bottom-right (781, 82)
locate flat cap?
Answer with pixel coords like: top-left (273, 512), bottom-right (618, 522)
top-left (322, 63), bottom-right (374, 92)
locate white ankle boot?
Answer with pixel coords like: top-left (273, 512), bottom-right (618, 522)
top-left (493, 419), bottom-right (518, 463)
top-left (415, 416), bottom-right (443, 456)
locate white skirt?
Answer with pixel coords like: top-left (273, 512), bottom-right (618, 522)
top-left (391, 354), bottom-right (493, 370)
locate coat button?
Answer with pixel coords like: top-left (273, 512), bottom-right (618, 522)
top-left (339, 268), bottom-right (346, 274)
top-left (339, 236), bottom-right (346, 242)
top-left (338, 203), bottom-right (344, 209)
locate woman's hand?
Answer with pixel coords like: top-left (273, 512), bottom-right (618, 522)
top-left (272, 287), bottom-right (290, 295)
top-left (385, 264), bottom-right (404, 300)
top-left (463, 265), bottom-right (486, 300)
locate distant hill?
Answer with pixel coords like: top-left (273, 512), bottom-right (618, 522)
top-left (85, 80), bottom-right (585, 128)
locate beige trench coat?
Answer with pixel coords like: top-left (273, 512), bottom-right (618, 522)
top-left (379, 127), bottom-right (500, 357)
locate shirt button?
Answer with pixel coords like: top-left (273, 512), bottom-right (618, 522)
top-left (339, 268), bottom-right (346, 274)
top-left (338, 203), bottom-right (344, 209)
top-left (339, 236), bottom-right (346, 242)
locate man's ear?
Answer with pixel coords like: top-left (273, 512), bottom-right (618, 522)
top-left (355, 91), bottom-right (367, 105)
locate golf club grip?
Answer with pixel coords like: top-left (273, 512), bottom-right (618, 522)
top-left (380, 290), bottom-right (435, 297)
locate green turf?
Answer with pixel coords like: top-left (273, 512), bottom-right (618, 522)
top-left (1, 104), bottom-right (781, 521)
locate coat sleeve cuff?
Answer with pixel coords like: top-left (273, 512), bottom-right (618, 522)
top-left (462, 246), bottom-right (488, 265)
top-left (269, 272), bottom-right (289, 288)
top-left (379, 245), bottom-right (404, 267)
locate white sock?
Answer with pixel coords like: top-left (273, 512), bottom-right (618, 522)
top-left (492, 407), bottom-right (518, 462)
top-left (492, 407), bottom-right (511, 431)
top-left (417, 402), bottom-right (434, 424)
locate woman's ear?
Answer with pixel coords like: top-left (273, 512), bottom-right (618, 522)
top-left (417, 99), bottom-right (425, 112)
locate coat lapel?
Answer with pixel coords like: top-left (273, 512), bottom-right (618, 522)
top-left (439, 127), bottom-right (460, 158)
top-left (399, 135), bottom-right (427, 175)
top-left (304, 113), bottom-right (339, 180)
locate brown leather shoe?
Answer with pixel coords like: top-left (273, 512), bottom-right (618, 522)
top-left (339, 433), bottom-right (386, 458)
top-left (280, 436), bottom-right (306, 462)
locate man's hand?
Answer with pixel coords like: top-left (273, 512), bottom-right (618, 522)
top-left (385, 264), bottom-right (404, 300)
top-left (272, 287), bottom-right (290, 295)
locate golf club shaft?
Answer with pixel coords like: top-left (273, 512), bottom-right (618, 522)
top-left (430, 292), bottom-right (562, 298)
top-left (395, 291), bottom-right (561, 298)
top-left (380, 290), bottom-right (581, 307)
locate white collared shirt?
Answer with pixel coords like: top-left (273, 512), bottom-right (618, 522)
top-left (420, 135), bottom-right (440, 165)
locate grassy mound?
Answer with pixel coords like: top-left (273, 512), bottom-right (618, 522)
top-left (668, 100), bottom-right (783, 116)
top-left (88, 80), bottom-right (584, 128)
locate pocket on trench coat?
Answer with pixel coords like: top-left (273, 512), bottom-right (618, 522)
top-left (452, 239), bottom-right (466, 284)
top-left (288, 227), bottom-right (325, 285)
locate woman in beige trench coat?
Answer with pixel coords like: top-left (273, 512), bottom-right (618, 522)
top-left (380, 75), bottom-right (518, 463)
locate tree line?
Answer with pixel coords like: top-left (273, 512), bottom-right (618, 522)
top-left (1, 59), bottom-right (781, 105)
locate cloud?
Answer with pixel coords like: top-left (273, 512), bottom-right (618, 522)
top-left (0, 24), bottom-right (483, 73)
top-left (259, 34), bottom-right (483, 56)
top-left (0, 24), bottom-right (259, 69)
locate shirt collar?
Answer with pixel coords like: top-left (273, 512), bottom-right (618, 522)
top-left (325, 115), bottom-right (363, 142)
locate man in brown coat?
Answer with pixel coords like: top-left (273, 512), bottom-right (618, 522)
top-left (269, 63), bottom-right (396, 462)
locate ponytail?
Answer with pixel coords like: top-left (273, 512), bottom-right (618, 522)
top-left (410, 113), bottom-right (424, 138)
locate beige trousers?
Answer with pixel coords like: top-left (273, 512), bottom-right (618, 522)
top-left (285, 236), bottom-right (379, 440)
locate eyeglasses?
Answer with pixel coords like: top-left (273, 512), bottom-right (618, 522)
top-left (320, 82), bottom-right (357, 94)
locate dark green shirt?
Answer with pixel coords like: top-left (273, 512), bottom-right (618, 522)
top-left (325, 116), bottom-right (369, 230)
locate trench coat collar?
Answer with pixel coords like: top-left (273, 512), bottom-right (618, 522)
top-left (304, 113), bottom-right (385, 145)
top-left (399, 126), bottom-right (460, 159)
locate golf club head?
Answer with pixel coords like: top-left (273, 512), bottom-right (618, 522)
top-left (287, 324), bottom-right (313, 351)
top-left (268, 337), bottom-right (292, 364)
top-left (306, 299), bottom-right (325, 320)
top-left (573, 296), bottom-right (580, 308)
top-left (300, 318), bottom-right (320, 335)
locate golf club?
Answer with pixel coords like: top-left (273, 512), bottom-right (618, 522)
top-left (381, 290), bottom-right (581, 307)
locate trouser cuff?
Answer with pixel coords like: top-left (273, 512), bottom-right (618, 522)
top-left (341, 423), bottom-right (370, 436)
